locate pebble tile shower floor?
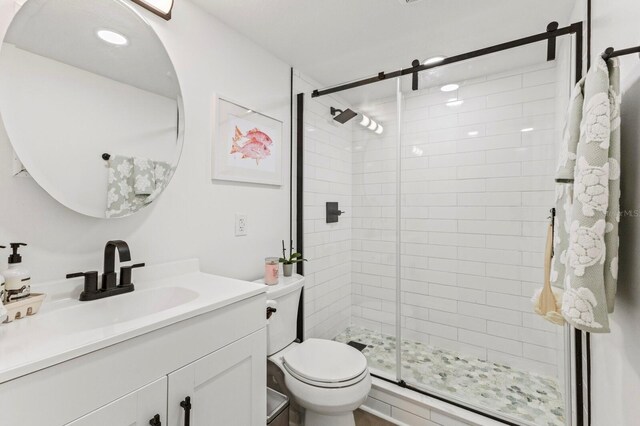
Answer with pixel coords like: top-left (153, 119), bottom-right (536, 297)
top-left (335, 326), bottom-right (564, 426)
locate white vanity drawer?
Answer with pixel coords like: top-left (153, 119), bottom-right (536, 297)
top-left (65, 377), bottom-right (167, 426)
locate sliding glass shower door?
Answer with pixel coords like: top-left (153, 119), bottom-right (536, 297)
top-left (330, 44), bottom-right (572, 426)
top-left (397, 49), bottom-right (570, 425)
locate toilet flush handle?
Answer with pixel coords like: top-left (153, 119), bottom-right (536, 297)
top-left (266, 300), bottom-right (278, 320)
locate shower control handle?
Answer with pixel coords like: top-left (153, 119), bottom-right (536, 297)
top-left (326, 202), bottom-right (345, 223)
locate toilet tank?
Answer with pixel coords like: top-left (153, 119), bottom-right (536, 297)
top-left (256, 275), bottom-right (304, 356)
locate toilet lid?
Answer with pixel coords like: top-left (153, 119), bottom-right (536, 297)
top-left (282, 339), bottom-right (368, 385)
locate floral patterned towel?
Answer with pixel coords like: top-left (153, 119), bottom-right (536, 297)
top-left (551, 56), bottom-right (621, 333)
top-left (106, 155), bottom-right (174, 218)
top-left (145, 161), bottom-right (172, 204)
top-left (133, 158), bottom-right (155, 196)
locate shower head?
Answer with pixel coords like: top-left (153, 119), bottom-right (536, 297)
top-left (330, 107), bottom-right (358, 124)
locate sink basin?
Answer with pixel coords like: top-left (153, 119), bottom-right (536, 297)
top-left (41, 286), bottom-right (199, 333)
top-left (0, 259), bottom-right (268, 384)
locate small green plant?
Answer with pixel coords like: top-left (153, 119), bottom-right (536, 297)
top-left (280, 239), bottom-right (307, 265)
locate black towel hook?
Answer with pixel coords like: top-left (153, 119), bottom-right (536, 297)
top-left (102, 153), bottom-right (111, 161)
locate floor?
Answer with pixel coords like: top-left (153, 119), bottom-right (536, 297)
top-left (335, 326), bottom-right (565, 426)
top-left (355, 409), bottom-right (397, 426)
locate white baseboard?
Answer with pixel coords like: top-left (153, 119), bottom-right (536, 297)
top-left (363, 378), bottom-right (508, 426)
top-left (359, 405), bottom-right (407, 425)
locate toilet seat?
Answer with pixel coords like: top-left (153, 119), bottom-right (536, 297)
top-left (282, 339), bottom-right (368, 389)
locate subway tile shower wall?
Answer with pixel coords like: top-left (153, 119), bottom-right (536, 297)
top-left (351, 63), bottom-right (565, 378)
top-left (295, 71), bottom-right (353, 340)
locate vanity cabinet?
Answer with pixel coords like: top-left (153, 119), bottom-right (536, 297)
top-left (66, 378), bottom-right (167, 426)
top-left (168, 330), bottom-right (266, 425)
top-left (63, 329), bottom-right (266, 426)
top-left (0, 294), bottom-right (267, 426)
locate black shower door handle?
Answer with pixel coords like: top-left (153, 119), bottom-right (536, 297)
top-left (149, 414), bottom-right (161, 426)
top-left (180, 396), bottom-right (191, 426)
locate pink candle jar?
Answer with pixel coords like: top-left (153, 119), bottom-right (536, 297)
top-left (264, 257), bottom-right (279, 285)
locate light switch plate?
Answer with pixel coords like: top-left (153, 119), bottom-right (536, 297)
top-left (235, 214), bottom-right (247, 236)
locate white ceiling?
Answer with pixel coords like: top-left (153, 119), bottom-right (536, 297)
top-left (193, 0), bottom-right (576, 102)
top-left (5, 0), bottom-right (180, 99)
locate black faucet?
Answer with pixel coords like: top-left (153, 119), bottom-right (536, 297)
top-left (103, 240), bottom-right (131, 290)
top-left (67, 240), bottom-right (144, 301)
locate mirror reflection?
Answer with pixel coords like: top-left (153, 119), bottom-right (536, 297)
top-left (0, 0), bottom-right (183, 218)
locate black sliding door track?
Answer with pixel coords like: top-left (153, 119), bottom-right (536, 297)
top-left (373, 374), bottom-right (519, 426)
top-left (312, 21), bottom-right (583, 98)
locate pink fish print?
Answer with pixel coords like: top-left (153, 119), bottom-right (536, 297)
top-left (230, 126), bottom-right (273, 164)
top-left (245, 128), bottom-right (273, 146)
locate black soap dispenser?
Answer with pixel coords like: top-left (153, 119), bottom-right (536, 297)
top-left (2, 243), bottom-right (31, 302)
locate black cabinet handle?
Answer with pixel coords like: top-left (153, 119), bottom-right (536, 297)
top-left (266, 306), bottom-right (277, 319)
top-left (149, 414), bottom-right (161, 426)
top-left (180, 396), bottom-right (191, 426)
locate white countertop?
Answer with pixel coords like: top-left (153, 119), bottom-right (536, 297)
top-left (0, 259), bottom-right (266, 383)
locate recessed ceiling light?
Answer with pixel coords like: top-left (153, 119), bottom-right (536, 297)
top-left (468, 131), bottom-right (479, 136)
top-left (446, 99), bottom-right (464, 107)
top-left (521, 127), bottom-right (534, 132)
top-left (424, 56), bottom-right (446, 65)
top-left (441, 84), bottom-right (459, 92)
top-left (360, 115), bottom-right (371, 127)
top-left (96, 29), bottom-right (128, 46)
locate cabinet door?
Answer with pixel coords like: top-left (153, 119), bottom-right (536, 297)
top-left (66, 377), bottom-right (167, 426)
top-left (168, 329), bottom-right (266, 426)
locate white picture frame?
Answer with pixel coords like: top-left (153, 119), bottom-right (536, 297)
top-left (212, 96), bottom-right (283, 186)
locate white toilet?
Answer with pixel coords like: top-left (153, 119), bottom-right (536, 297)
top-left (262, 275), bottom-right (371, 426)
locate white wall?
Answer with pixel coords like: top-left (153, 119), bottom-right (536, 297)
top-left (588, 1), bottom-right (640, 425)
top-left (0, 0), bottom-right (291, 282)
top-left (294, 71), bottom-right (352, 339)
top-left (351, 63), bottom-right (567, 379)
top-left (0, 45), bottom-right (177, 217)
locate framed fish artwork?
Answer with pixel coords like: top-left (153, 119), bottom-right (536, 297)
top-left (212, 96), bottom-right (283, 186)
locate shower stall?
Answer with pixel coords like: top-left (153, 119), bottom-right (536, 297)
top-left (294, 22), bottom-right (583, 426)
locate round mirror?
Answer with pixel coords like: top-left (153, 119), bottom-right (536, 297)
top-left (0, 0), bottom-right (184, 218)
